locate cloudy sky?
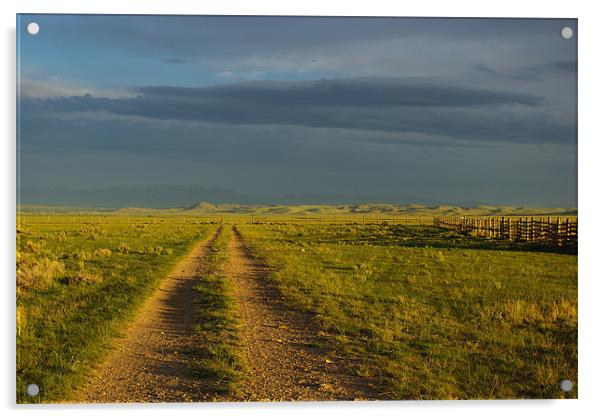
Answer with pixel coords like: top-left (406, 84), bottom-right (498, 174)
top-left (17, 15), bottom-right (577, 206)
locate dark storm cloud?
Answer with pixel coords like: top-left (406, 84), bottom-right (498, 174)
top-left (163, 58), bottom-right (188, 64)
top-left (473, 59), bottom-right (577, 82)
top-left (136, 78), bottom-right (543, 107)
top-left (22, 77), bottom-right (572, 144)
top-left (27, 15), bottom-right (573, 62)
top-left (548, 59), bottom-right (578, 72)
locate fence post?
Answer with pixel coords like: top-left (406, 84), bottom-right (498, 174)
top-left (500, 216), bottom-right (504, 238)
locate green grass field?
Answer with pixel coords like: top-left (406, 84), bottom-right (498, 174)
top-left (16, 214), bottom-right (216, 402)
top-left (192, 226), bottom-right (247, 395)
top-left (16, 212), bottom-right (577, 401)
top-left (236, 223), bottom-right (578, 399)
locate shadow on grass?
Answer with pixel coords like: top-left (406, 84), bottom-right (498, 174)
top-left (314, 225), bottom-right (577, 255)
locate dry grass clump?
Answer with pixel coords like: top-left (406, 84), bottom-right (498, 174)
top-left (79, 226), bottom-right (103, 240)
top-left (17, 254), bottom-right (65, 291)
top-left (59, 269), bottom-right (103, 286)
top-left (143, 245), bottom-right (173, 255)
top-left (93, 248), bottom-right (112, 257)
top-left (501, 299), bottom-right (577, 325)
top-left (70, 250), bottom-right (92, 260)
top-left (25, 240), bottom-right (44, 253)
top-left (56, 231), bottom-right (68, 241)
top-left (117, 242), bottom-right (131, 253)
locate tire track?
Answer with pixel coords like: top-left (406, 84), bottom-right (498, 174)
top-left (225, 226), bottom-right (379, 401)
top-left (74, 227), bottom-right (222, 403)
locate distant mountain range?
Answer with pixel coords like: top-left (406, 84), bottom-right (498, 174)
top-left (18, 185), bottom-right (452, 209)
top-left (18, 185), bottom-right (576, 214)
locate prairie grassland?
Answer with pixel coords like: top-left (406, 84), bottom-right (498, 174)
top-left (236, 223), bottom-right (578, 399)
top-left (16, 214), bottom-right (215, 402)
top-left (15, 213), bottom-right (578, 402)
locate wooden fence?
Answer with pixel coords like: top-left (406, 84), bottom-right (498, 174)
top-left (433, 216), bottom-right (577, 247)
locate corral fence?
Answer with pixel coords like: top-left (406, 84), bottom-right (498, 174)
top-left (433, 216), bottom-right (577, 247)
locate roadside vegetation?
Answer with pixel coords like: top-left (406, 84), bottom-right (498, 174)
top-left (236, 223), bottom-right (578, 399)
top-left (16, 214), bottom-right (214, 402)
top-left (192, 226), bottom-right (246, 395)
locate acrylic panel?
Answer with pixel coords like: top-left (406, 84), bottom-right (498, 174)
top-left (16, 14), bottom-right (577, 403)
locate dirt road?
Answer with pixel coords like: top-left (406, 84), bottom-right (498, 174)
top-left (75, 228), bottom-right (222, 403)
top-left (225, 226), bottom-right (378, 401)
top-left (74, 224), bottom-right (379, 403)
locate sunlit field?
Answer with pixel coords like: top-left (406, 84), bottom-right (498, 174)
top-left (16, 213), bottom-right (577, 401)
top-left (237, 223), bottom-right (578, 399)
top-left (16, 214), bottom-right (215, 402)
